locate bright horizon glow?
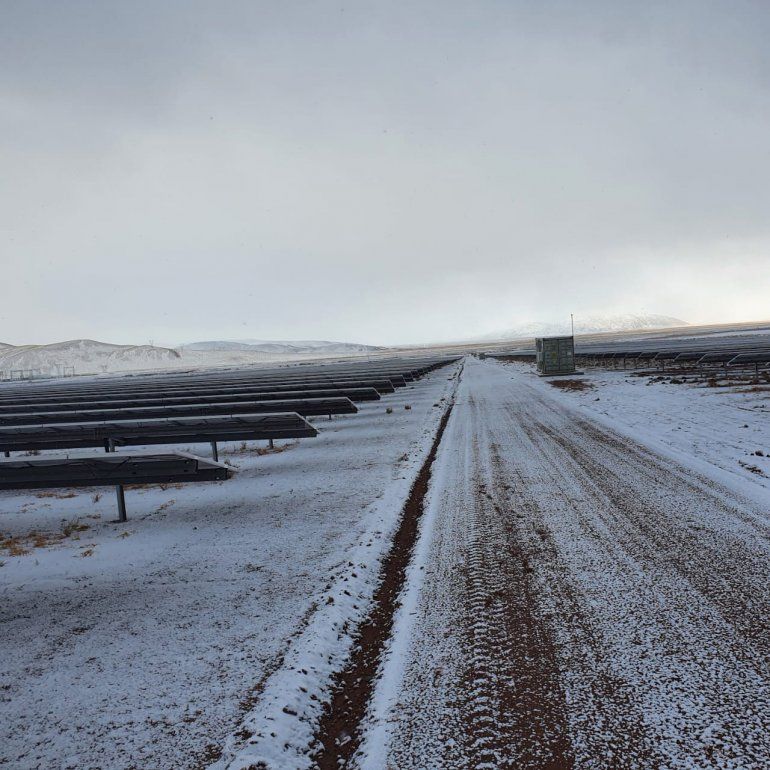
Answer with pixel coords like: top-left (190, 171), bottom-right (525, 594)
top-left (2, 1), bottom-right (769, 347)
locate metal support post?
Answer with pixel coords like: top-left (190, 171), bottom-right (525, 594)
top-left (210, 441), bottom-right (218, 461)
top-left (115, 484), bottom-right (127, 522)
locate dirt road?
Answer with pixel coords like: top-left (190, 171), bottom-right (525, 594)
top-left (358, 357), bottom-right (770, 769)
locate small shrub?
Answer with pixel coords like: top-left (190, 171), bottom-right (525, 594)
top-left (548, 379), bottom-right (594, 392)
top-left (62, 521), bottom-right (90, 538)
top-left (1, 518), bottom-right (90, 556)
top-left (255, 441), bottom-right (298, 456)
top-left (2, 537), bottom-right (29, 557)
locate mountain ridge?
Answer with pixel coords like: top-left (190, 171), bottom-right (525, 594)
top-left (474, 314), bottom-right (688, 342)
top-left (178, 339), bottom-right (382, 354)
top-left (0, 338), bottom-right (383, 378)
top-left (0, 339), bottom-right (180, 377)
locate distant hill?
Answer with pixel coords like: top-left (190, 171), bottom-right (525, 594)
top-left (476, 314), bottom-right (688, 341)
top-left (179, 339), bottom-right (382, 355)
top-left (0, 337), bottom-right (384, 379)
top-left (0, 339), bottom-right (180, 377)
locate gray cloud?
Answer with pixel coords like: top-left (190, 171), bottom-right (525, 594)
top-left (2, 1), bottom-right (769, 345)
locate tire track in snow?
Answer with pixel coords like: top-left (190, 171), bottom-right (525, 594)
top-left (453, 462), bottom-right (572, 769)
top-left (310, 364), bottom-right (463, 768)
top-left (534, 417), bottom-right (770, 660)
top-left (497, 368), bottom-right (770, 768)
top-left (494, 404), bottom-right (673, 767)
top-left (362, 357), bottom-right (770, 769)
top-left (372, 381), bottom-right (577, 769)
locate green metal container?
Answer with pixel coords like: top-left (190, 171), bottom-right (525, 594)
top-left (535, 336), bottom-right (576, 375)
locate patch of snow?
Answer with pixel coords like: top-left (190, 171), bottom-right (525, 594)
top-left (516, 363), bottom-right (770, 500)
top-left (358, 358), bottom-right (770, 769)
top-left (0, 363), bottom-right (460, 770)
top-left (0, 338), bottom-right (388, 380)
top-left (475, 314), bottom-right (688, 341)
top-left (178, 339), bottom-right (382, 355)
top-left (0, 339), bottom-right (180, 378)
top-left (215, 372), bottom-right (460, 770)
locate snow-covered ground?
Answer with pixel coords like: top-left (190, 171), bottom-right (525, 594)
top-left (3, 356), bottom-right (768, 769)
top-left (0, 338), bottom-right (385, 379)
top-left (474, 313), bottom-right (688, 341)
top-left (358, 358), bottom-right (770, 769)
top-left (0, 363), bottom-right (460, 769)
top-left (521, 363), bottom-right (770, 494)
top-left (0, 339), bottom-right (181, 378)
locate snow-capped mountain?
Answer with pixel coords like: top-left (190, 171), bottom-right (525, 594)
top-left (0, 339), bottom-right (180, 377)
top-left (179, 339), bottom-right (382, 355)
top-left (0, 337), bottom-right (384, 379)
top-left (476, 314), bottom-right (688, 341)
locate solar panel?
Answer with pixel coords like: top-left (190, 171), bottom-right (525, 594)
top-left (729, 352), bottom-right (770, 364)
top-left (0, 451), bottom-right (230, 490)
top-left (0, 397), bottom-right (357, 426)
top-left (0, 413), bottom-right (317, 453)
top-left (0, 387), bottom-right (381, 414)
top-left (0, 451), bottom-right (233, 521)
top-left (0, 379), bottom-right (396, 406)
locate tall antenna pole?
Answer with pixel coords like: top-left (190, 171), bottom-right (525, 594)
top-left (571, 313), bottom-right (574, 337)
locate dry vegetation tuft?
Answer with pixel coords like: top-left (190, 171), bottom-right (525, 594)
top-left (644, 371), bottom-right (770, 392)
top-left (1, 537), bottom-right (29, 556)
top-left (548, 379), bottom-right (595, 392)
top-left (0, 519), bottom-right (91, 556)
top-left (34, 490), bottom-right (77, 499)
top-left (227, 439), bottom-right (300, 456)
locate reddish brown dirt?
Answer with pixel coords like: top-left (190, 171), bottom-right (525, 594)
top-left (451, 442), bottom-right (574, 769)
top-left (311, 383), bottom-right (458, 768)
top-left (547, 379), bottom-right (594, 392)
top-left (379, 358), bottom-right (769, 769)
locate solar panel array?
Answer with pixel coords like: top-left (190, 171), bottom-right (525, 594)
top-left (487, 329), bottom-right (770, 373)
top-left (0, 355), bottom-right (459, 519)
top-left (0, 397), bottom-right (358, 426)
top-left (0, 452), bottom-right (230, 491)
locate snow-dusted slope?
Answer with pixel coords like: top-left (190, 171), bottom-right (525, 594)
top-left (0, 364), bottom-right (460, 770)
top-left (179, 339), bottom-right (382, 355)
top-left (358, 358), bottom-right (770, 769)
top-left (0, 337), bottom-right (386, 378)
top-left (477, 314), bottom-right (687, 341)
top-left (0, 339), bottom-right (180, 376)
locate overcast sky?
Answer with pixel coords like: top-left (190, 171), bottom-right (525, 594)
top-left (1, 1), bottom-right (769, 346)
